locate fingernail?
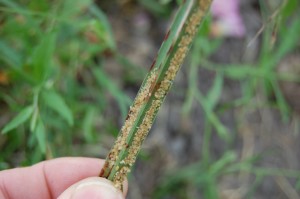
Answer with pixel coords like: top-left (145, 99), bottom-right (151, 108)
top-left (71, 179), bottom-right (123, 199)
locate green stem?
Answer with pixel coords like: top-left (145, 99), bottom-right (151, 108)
top-left (100, 0), bottom-right (213, 189)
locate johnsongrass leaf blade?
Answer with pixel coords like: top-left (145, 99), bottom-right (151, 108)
top-left (100, 0), bottom-right (213, 189)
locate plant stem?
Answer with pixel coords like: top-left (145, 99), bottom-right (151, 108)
top-left (100, 0), bottom-right (213, 189)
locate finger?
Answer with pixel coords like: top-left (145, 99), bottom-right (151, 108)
top-left (0, 157), bottom-right (128, 199)
top-left (58, 177), bottom-right (123, 199)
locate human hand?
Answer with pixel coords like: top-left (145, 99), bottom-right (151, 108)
top-left (0, 157), bottom-right (127, 199)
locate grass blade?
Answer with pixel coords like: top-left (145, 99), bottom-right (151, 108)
top-left (2, 106), bottom-right (34, 134)
top-left (100, 0), bottom-right (213, 189)
top-left (42, 90), bottom-right (74, 126)
top-left (34, 119), bottom-right (47, 154)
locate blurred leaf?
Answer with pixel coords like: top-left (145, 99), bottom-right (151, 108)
top-left (0, 0), bottom-right (24, 13)
top-left (270, 78), bottom-right (290, 121)
top-left (0, 41), bottom-right (35, 84)
top-left (84, 20), bottom-right (113, 53)
top-left (30, 107), bottom-right (39, 132)
top-left (0, 41), bottom-right (22, 67)
top-left (246, 174), bottom-right (264, 198)
top-left (2, 105), bottom-right (34, 134)
top-left (176, 0), bottom-right (183, 5)
top-left (30, 89), bottom-right (40, 132)
top-left (42, 90), bottom-right (74, 126)
top-left (0, 162), bottom-right (9, 170)
top-left (159, 0), bottom-right (173, 5)
top-left (89, 5), bottom-right (116, 50)
top-left (275, 16), bottom-right (300, 64)
top-left (210, 151), bottom-right (236, 175)
top-left (196, 92), bottom-right (230, 142)
top-left (29, 0), bottom-right (49, 11)
top-left (92, 67), bottom-right (131, 120)
top-left (34, 119), bottom-right (46, 154)
top-left (203, 179), bottom-right (219, 199)
top-left (196, 36), bottom-right (222, 56)
top-left (30, 145), bottom-right (44, 164)
top-left (206, 73), bottom-right (223, 110)
top-left (60, 0), bottom-right (92, 18)
top-left (83, 107), bottom-right (96, 142)
top-left (138, 0), bottom-right (171, 16)
top-left (296, 178), bottom-right (300, 191)
top-left (223, 65), bottom-right (260, 80)
top-left (198, 14), bottom-right (212, 36)
top-left (116, 53), bottom-right (146, 82)
top-left (281, 0), bottom-right (299, 19)
top-left (31, 31), bottom-right (57, 82)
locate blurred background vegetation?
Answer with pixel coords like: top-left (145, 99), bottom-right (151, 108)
top-left (0, 0), bottom-right (300, 198)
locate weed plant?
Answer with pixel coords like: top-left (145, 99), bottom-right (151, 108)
top-left (0, 0), bottom-right (134, 166)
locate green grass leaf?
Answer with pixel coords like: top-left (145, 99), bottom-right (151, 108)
top-left (273, 16), bottom-right (300, 66)
top-left (34, 119), bottom-right (47, 154)
top-left (0, 41), bottom-right (22, 67)
top-left (30, 107), bottom-right (39, 132)
top-left (42, 90), bottom-right (74, 126)
top-left (60, 0), bottom-right (92, 18)
top-left (31, 32), bottom-right (57, 82)
top-left (138, 0), bottom-right (171, 16)
top-left (2, 105), bottom-right (34, 134)
top-left (92, 67), bottom-right (131, 120)
top-left (0, 0), bottom-right (24, 13)
top-left (83, 107), bottom-right (96, 142)
top-left (281, 0), bottom-right (299, 18)
top-left (206, 73), bottom-right (223, 110)
top-left (195, 92), bottom-right (230, 142)
top-left (210, 151), bottom-right (236, 175)
top-left (270, 78), bottom-right (290, 121)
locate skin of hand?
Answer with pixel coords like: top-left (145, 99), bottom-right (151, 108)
top-left (0, 157), bottom-right (127, 199)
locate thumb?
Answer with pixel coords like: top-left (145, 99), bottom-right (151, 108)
top-left (58, 177), bottom-right (124, 199)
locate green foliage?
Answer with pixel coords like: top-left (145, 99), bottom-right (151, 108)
top-left (2, 106), bottom-right (34, 134)
top-left (42, 90), bottom-right (73, 126)
top-left (31, 32), bottom-right (57, 82)
top-left (92, 67), bottom-right (132, 120)
top-left (157, 1), bottom-right (300, 198)
top-left (34, 119), bottom-right (47, 154)
top-left (138, 0), bottom-right (172, 17)
top-left (0, 0), bottom-right (135, 166)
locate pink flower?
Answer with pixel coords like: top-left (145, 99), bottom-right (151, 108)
top-left (210, 0), bottom-right (246, 38)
